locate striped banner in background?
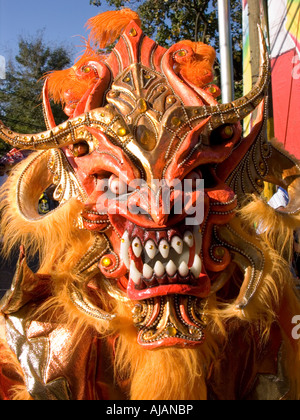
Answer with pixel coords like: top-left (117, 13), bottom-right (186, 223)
top-left (268, 0), bottom-right (300, 159)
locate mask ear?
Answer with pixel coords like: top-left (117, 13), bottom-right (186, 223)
top-left (16, 151), bottom-right (54, 221)
top-left (15, 150), bottom-right (85, 222)
top-left (0, 150), bottom-right (88, 263)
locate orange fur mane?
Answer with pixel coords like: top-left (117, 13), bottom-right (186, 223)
top-left (1, 150), bottom-right (300, 399)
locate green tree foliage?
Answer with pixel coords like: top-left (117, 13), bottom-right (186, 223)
top-left (89, 0), bottom-right (242, 95)
top-left (0, 33), bottom-right (72, 155)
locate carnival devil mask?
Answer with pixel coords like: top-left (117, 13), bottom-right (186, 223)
top-left (1, 9), bottom-right (299, 350)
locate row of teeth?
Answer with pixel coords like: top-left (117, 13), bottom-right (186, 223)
top-left (120, 227), bottom-right (203, 285)
top-left (130, 254), bottom-right (202, 283)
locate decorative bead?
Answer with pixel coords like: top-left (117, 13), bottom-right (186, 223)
top-left (214, 247), bottom-right (225, 258)
top-left (166, 96), bottom-right (176, 105)
top-left (137, 125), bottom-right (156, 151)
top-left (117, 127), bottom-right (128, 137)
top-left (137, 98), bottom-right (148, 113)
top-left (223, 125), bottom-right (234, 138)
top-left (158, 86), bottom-right (166, 93)
top-left (165, 325), bottom-right (177, 337)
top-left (129, 28), bottom-right (137, 37)
top-left (171, 117), bottom-right (182, 128)
top-left (101, 257), bottom-right (113, 268)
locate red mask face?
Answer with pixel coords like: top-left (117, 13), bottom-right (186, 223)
top-left (59, 23), bottom-right (254, 348)
top-left (0, 20), bottom-right (271, 349)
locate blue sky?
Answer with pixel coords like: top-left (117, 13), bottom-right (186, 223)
top-left (0, 0), bottom-right (113, 62)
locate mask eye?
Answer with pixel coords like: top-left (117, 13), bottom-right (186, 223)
top-left (108, 174), bottom-right (128, 195)
top-left (70, 141), bottom-right (90, 157)
top-left (210, 124), bottom-right (235, 146)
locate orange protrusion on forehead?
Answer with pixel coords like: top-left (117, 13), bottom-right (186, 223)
top-left (176, 40), bottom-right (217, 88)
top-left (86, 8), bottom-right (142, 49)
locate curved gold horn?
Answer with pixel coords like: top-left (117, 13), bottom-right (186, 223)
top-left (0, 105), bottom-right (131, 150)
top-left (187, 26), bottom-right (269, 130)
top-left (216, 25), bottom-right (269, 125)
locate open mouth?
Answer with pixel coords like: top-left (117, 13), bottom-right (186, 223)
top-left (120, 222), bottom-right (211, 300)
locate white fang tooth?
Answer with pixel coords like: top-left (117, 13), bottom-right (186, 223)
top-left (154, 261), bottom-right (165, 277)
top-left (166, 260), bottom-right (177, 277)
top-left (191, 254), bottom-right (202, 279)
top-left (143, 264), bottom-right (153, 279)
top-left (132, 237), bottom-right (142, 258)
top-left (159, 239), bottom-right (170, 259)
top-left (193, 226), bottom-right (202, 255)
top-left (183, 231), bottom-right (194, 248)
top-left (178, 261), bottom-right (189, 277)
top-left (130, 260), bottom-right (142, 285)
top-left (145, 240), bottom-right (157, 259)
top-left (171, 236), bottom-right (183, 254)
top-left (120, 231), bottom-right (130, 269)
